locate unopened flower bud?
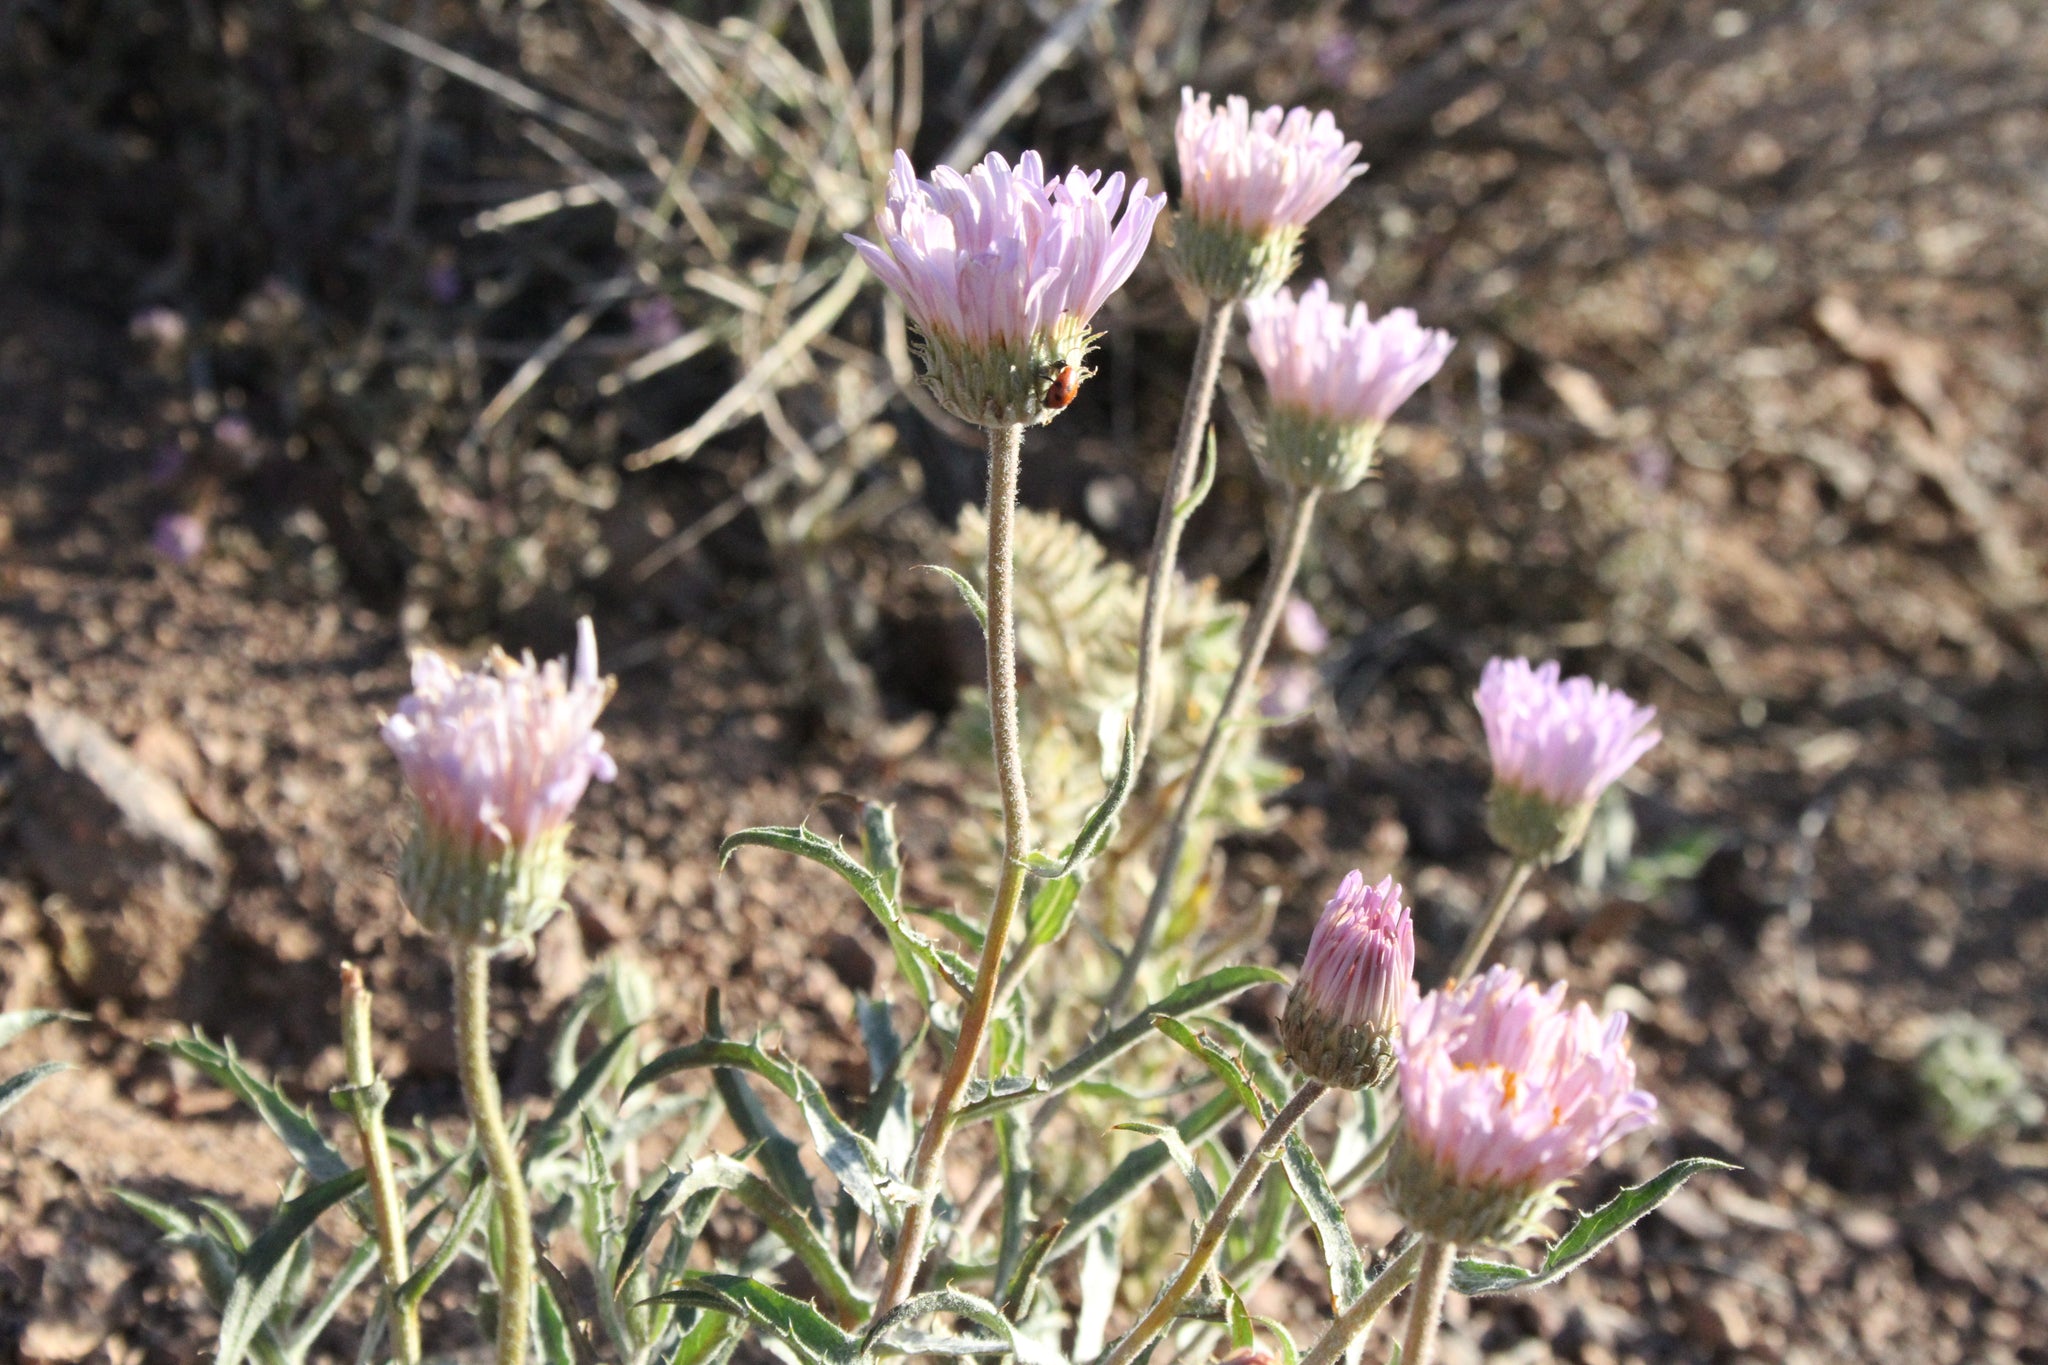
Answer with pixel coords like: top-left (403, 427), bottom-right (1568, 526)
top-left (1385, 966), bottom-right (1656, 1246)
top-left (847, 150), bottom-right (1163, 429)
top-left (1171, 91), bottom-right (1365, 301)
top-left (381, 618), bottom-right (617, 947)
top-left (1280, 872), bottom-right (1414, 1090)
top-left (1245, 282), bottom-right (1454, 492)
top-left (1475, 657), bottom-right (1660, 866)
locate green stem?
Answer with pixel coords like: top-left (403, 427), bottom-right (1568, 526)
top-left (1129, 296), bottom-right (1236, 768)
top-left (875, 423), bottom-right (1033, 1314)
top-left (1443, 858), bottom-right (1536, 985)
top-left (1099, 1080), bottom-right (1327, 1365)
top-left (1103, 481), bottom-right (1324, 1021)
top-left (1398, 1238), bottom-right (1456, 1365)
top-left (340, 964), bottom-right (420, 1365)
top-left (454, 944), bottom-right (532, 1365)
top-left (1298, 1240), bottom-right (1424, 1365)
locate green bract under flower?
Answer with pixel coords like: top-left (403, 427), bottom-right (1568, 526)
top-left (917, 313), bottom-right (1095, 429)
top-left (1167, 214), bottom-right (1303, 303)
top-left (1259, 404), bottom-right (1384, 492)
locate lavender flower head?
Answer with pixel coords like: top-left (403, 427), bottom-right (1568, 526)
top-left (1280, 872), bottom-right (1415, 1090)
top-left (1385, 965), bottom-right (1657, 1245)
top-left (847, 150), bottom-right (1163, 428)
top-left (382, 617), bottom-right (617, 945)
top-left (1475, 657), bottom-right (1660, 864)
top-left (1172, 90), bottom-right (1365, 299)
top-left (151, 512), bottom-right (206, 565)
top-left (1245, 280), bottom-right (1454, 491)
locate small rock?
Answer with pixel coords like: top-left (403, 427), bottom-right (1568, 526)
top-left (1693, 1288), bottom-right (1753, 1352)
top-left (20, 1317), bottom-right (104, 1364)
top-left (11, 704), bottom-right (226, 1004)
top-left (1838, 1207), bottom-right (1899, 1250)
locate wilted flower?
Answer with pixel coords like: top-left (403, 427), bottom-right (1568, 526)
top-left (1475, 657), bottom-right (1660, 865)
top-left (846, 149), bottom-right (1163, 428)
top-left (1171, 90), bottom-right (1365, 300)
top-left (382, 618), bottom-right (617, 945)
top-left (1385, 966), bottom-right (1657, 1245)
top-left (151, 512), bottom-right (206, 564)
top-left (1280, 871), bottom-right (1415, 1090)
top-left (1245, 280), bottom-right (1454, 491)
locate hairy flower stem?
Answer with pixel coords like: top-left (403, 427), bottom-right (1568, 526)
top-left (1130, 297), bottom-right (1237, 766)
top-left (340, 964), bottom-right (421, 1365)
top-left (1103, 482), bottom-right (1324, 1021)
top-left (1398, 1239), bottom-right (1457, 1365)
top-left (877, 423), bottom-right (1033, 1314)
top-left (454, 945), bottom-right (532, 1365)
top-left (1443, 858), bottom-right (1536, 985)
top-left (1298, 1240), bottom-right (1424, 1365)
top-left (1100, 1080), bottom-right (1327, 1365)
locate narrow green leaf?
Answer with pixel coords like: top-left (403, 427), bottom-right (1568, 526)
top-left (795, 1071), bottom-right (908, 1232)
top-left (860, 802), bottom-right (904, 906)
top-left (1025, 720), bottom-right (1137, 880)
top-left (156, 1034), bottom-right (352, 1183)
top-left (114, 1187), bottom-right (198, 1237)
top-left (529, 1025), bottom-right (641, 1161)
top-left (668, 1305), bottom-right (744, 1365)
top-left (1023, 875), bottom-right (1082, 951)
top-left (639, 1273), bottom-right (859, 1365)
top-left (1279, 1131), bottom-right (1369, 1310)
top-left (1451, 1157), bottom-right (1739, 1296)
top-left (0, 1061), bottom-right (68, 1120)
top-left (1151, 1017), bottom-right (1269, 1121)
top-left (959, 966), bottom-right (1285, 1124)
top-left (215, 1169), bottom-right (368, 1365)
top-left (400, 1175), bottom-right (491, 1311)
top-left (1224, 1277), bottom-right (1255, 1349)
top-left (918, 565), bottom-right (988, 630)
top-left (534, 1254), bottom-right (605, 1365)
top-left (992, 1112), bottom-right (1032, 1303)
top-left (1111, 1122), bottom-right (1217, 1218)
top-left (284, 1240), bottom-right (379, 1358)
top-left (998, 1219), bottom-right (1062, 1321)
top-left (1253, 1315), bottom-right (1300, 1365)
top-left (0, 1009), bottom-right (83, 1051)
top-left (674, 1155), bottom-right (866, 1321)
top-left (1050, 1090), bottom-right (1237, 1262)
top-left (864, 1287), bottom-right (1061, 1365)
top-left (720, 825), bottom-right (971, 1004)
top-left (624, 1036), bottom-right (801, 1105)
top-left (1172, 426), bottom-right (1219, 521)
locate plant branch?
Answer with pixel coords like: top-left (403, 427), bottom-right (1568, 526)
top-left (1099, 1079), bottom-right (1328, 1365)
top-left (875, 422), bottom-right (1033, 1313)
top-left (454, 945), bottom-right (532, 1365)
top-left (1298, 1239), bottom-right (1424, 1365)
top-left (1443, 858), bottom-right (1536, 985)
top-left (1398, 1238), bottom-right (1456, 1365)
top-left (1130, 296), bottom-right (1237, 769)
top-left (339, 964), bottom-right (420, 1365)
top-left (1102, 482), bottom-right (1324, 1022)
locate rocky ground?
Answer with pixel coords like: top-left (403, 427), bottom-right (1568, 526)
top-left (4, 0), bottom-right (2048, 1361)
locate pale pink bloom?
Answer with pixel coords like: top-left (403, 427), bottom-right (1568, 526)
top-left (846, 149), bottom-right (1164, 349)
top-left (152, 512), bottom-right (206, 564)
top-left (1176, 90), bottom-right (1365, 233)
top-left (1245, 281), bottom-right (1454, 427)
top-left (382, 618), bottom-right (616, 854)
top-left (1280, 596), bottom-right (1329, 655)
top-left (1398, 965), bottom-right (1656, 1192)
top-left (1475, 657), bottom-right (1660, 809)
top-left (1295, 871), bottom-right (1415, 1036)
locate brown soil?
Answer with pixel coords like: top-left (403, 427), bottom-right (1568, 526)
top-left (4, 2), bottom-right (2048, 1363)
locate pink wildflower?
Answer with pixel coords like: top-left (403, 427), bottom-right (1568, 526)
top-left (152, 512), bottom-right (206, 564)
top-left (1475, 657), bottom-right (1660, 811)
top-left (1281, 872), bottom-right (1414, 1090)
top-left (382, 618), bottom-right (617, 943)
top-left (847, 150), bottom-right (1163, 426)
top-left (1398, 965), bottom-right (1656, 1191)
top-left (1247, 281), bottom-right (1454, 429)
top-left (1177, 90), bottom-right (1364, 236)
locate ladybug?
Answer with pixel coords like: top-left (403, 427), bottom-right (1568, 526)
top-left (1043, 363), bottom-right (1081, 411)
